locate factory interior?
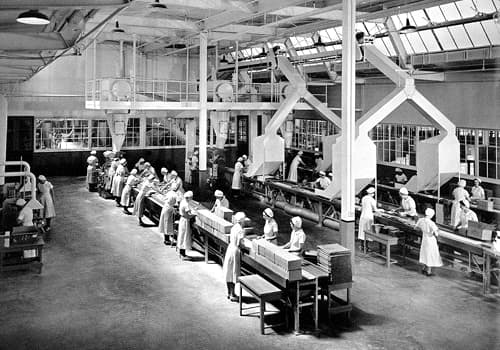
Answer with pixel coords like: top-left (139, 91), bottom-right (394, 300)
top-left (0, 1), bottom-right (499, 349)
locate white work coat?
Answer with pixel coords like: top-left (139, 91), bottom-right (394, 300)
top-left (450, 187), bottom-right (470, 227)
top-left (212, 197), bottom-right (229, 212)
top-left (111, 164), bottom-right (128, 197)
top-left (120, 175), bottom-right (138, 207)
top-left (400, 196), bottom-right (417, 216)
top-left (287, 155), bottom-right (302, 183)
top-left (232, 161), bottom-right (244, 190)
top-left (358, 194), bottom-right (377, 240)
top-left (471, 186), bottom-right (485, 200)
top-left (38, 181), bottom-right (56, 219)
top-left (17, 206), bottom-right (34, 226)
top-left (287, 228), bottom-right (306, 253)
top-left (263, 218), bottom-right (278, 244)
top-left (159, 192), bottom-right (177, 236)
top-left (222, 223), bottom-right (245, 283)
top-left (416, 217), bottom-right (443, 267)
top-left (177, 199), bottom-right (194, 250)
top-left (458, 210), bottom-right (478, 229)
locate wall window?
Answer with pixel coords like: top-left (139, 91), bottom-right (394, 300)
top-left (146, 117), bottom-right (187, 147)
top-left (35, 118), bottom-right (89, 151)
top-left (226, 116), bottom-right (236, 144)
top-left (456, 128), bottom-right (500, 180)
top-left (90, 119), bottom-right (112, 149)
top-left (123, 118), bottom-right (140, 148)
top-left (292, 119), bottom-right (338, 152)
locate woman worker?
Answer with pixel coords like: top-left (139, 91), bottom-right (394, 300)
top-left (223, 211), bottom-right (247, 302)
top-left (231, 157), bottom-right (244, 198)
top-left (120, 169), bottom-right (139, 215)
top-left (450, 179), bottom-right (470, 227)
top-left (281, 216), bottom-right (306, 255)
top-left (260, 208), bottom-right (278, 245)
top-left (470, 178), bottom-right (485, 201)
top-left (456, 200), bottom-right (478, 231)
top-left (288, 151), bottom-right (305, 183)
top-left (398, 187), bottom-right (417, 218)
top-left (168, 171), bottom-right (184, 202)
top-left (415, 208), bottom-right (443, 276)
top-left (111, 158), bottom-right (128, 206)
top-left (86, 150), bottom-right (99, 191)
top-left (37, 175), bottom-right (56, 232)
top-left (211, 190), bottom-right (229, 212)
top-left (159, 191), bottom-right (178, 246)
top-left (178, 191), bottom-right (196, 260)
top-left (16, 198), bottom-right (33, 227)
top-left (358, 187), bottom-right (381, 248)
top-left (133, 174), bottom-right (156, 226)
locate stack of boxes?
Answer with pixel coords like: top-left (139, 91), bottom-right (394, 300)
top-left (251, 239), bottom-right (302, 281)
top-left (214, 206), bottom-right (233, 221)
top-left (317, 244), bottom-right (352, 285)
top-left (195, 209), bottom-right (233, 243)
top-left (476, 197), bottom-right (500, 212)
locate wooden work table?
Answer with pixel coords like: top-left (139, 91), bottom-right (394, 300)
top-left (0, 237), bottom-right (44, 274)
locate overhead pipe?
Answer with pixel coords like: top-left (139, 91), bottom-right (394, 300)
top-left (273, 200), bottom-right (340, 231)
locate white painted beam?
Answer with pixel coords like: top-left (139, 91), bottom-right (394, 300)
top-left (0, 0), bottom-right (129, 9)
top-left (0, 33), bottom-right (67, 50)
top-left (364, 44), bottom-right (408, 86)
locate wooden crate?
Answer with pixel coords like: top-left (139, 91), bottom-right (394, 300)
top-left (476, 199), bottom-right (493, 211)
top-left (467, 221), bottom-right (496, 241)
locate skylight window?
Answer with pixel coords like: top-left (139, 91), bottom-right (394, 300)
top-left (448, 25), bottom-right (474, 48)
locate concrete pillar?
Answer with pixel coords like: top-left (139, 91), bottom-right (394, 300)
top-left (198, 31), bottom-right (209, 191)
top-left (341, 0), bottom-right (356, 266)
top-left (0, 95), bottom-right (7, 186)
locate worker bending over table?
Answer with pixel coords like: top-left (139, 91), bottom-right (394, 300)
top-left (450, 179), bottom-right (470, 227)
top-left (121, 169), bottom-right (139, 215)
top-left (281, 216), bottom-right (306, 255)
top-left (455, 200), bottom-right (478, 231)
top-left (358, 186), bottom-right (382, 248)
top-left (159, 191), bottom-right (178, 246)
top-left (133, 174), bottom-right (156, 226)
top-left (314, 171), bottom-right (331, 190)
top-left (394, 168), bottom-right (408, 184)
top-left (211, 190), bottom-right (229, 212)
top-left (398, 187), bottom-right (417, 218)
top-left (223, 211), bottom-right (247, 302)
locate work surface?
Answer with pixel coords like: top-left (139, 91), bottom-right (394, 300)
top-left (0, 177), bottom-right (498, 350)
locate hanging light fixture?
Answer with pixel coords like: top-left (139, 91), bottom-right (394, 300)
top-left (220, 55), bottom-right (228, 63)
top-left (314, 35), bottom-right (325, 48)
top-left (150, 0), bottom-right (167, 9)
top-left (112, 21), bottom-right (125, 33)
top-left (16, 10), bottom-right (50, 25)
top-left (399, 18), bottom-right (417, 34)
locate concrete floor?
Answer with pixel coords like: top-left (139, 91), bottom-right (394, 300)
top-left (0, 177), bottom-right (498, 350)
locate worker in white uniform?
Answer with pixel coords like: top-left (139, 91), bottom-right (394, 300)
top-left (168, 171), bottom-right (184, 202)
top-left (86, 150), bottom-right (99, 191)
top-left (133, 174), bottom-right (156, 226)
top-left (223, 211), bottom-right (246, 302)
top-left (456, 200), bottom-right (478, 231)
top-left (120, 169), bottom-right (139, 215)
top-left (492, 231), bottom-right (500, 252)
top-left (160, 167), bottom-right (170, 184)
top-left (415, 208), bottom-right (443, 276)
top-left (314, 171), bottom-right (331, 190)
top-left (260, 208), bottom-right (278, 245)
top-left (358, 187), bottom-right (381, 246)
top-left (398, 187), bottom-right (417, 217)
top-left (450, 179), bottom-right (470, 227)
top-left (231, 157), bottom-right (244, 197)
top-left (37, 175), bottom-right (56, 232)
top-left (177, 191), bottom-right (196, 260)
top-left (287, 151), bottom-right (305, 183)
top-left (211, 190), bottom-right (229, 212)
top-left (470, 178), bottom-right (485, 201)
top-left (16, 198), bottom-right (33, 227)
top-left (394, 168), bottom-right (408, 184)
top-left (159, 191), bottom-right (178, 246)
top-left (282, 216), bottom-right (306, 255)
top-left (111, 158), bottom-right (128, 206)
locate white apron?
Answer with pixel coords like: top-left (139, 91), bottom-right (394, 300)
top-left (416, 218), bottom-right (443, 267)
top-left (120, 176), bottom-right (137, 207)
top-left (177, 199), bottom-right (193, 250)
top-left (450, 187), bottom-right (469, 227)
top-left (111, 165), bottom-right (127, 197)
top-left (231, 162), bottom-right (243, 190)
top-left (223, 223), bottom-right (244, 283)
top-left (358, 195), bottom-right (376, 240)
top-left (38, 182), bottom-right (56, 218)
top-left (159, 192), bottom-right (177, 236)
top-left (287, 156), bottom-right (301, 183)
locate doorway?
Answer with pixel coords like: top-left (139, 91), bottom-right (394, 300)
top-left (7, 116), bottom-right (34, 164)
top-left (236, 115), bottom-right (248, 157)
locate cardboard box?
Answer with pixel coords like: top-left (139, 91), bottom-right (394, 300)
top-left (467, 221), bottom-right (496, 241)
top-left (489, 197), bottom-right (500, 210)
top-left (476, 199), bottom-right (494, 211)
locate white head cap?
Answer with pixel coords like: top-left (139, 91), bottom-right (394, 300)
top-left (395, 168), bottom-right (402, 172)
top-left (234, 211), bottom-right (246, 223)
top-left (166, 191), bottom-right (177, 205)
top-left (237, 157), bottom-right (243, 162)
top-left (242, 155), bottom-right (247, 160)
top-left (399, 187), bottom-right (409, 195)
top-left (170, 170), bottom-right (178, 177)
top-left (263, 208), bottom-right (274, 218)
top-left (214, 190), bottom-right (224, 197)
top-left (90, 150), bottom-right (97, 155)
top-left (474, 178), bottom-right (481, 184)
top-left (184, 191), bottom-right (193, 198)
top-left (328, 172), bottom-right (333, 177)
top-left (38, 175), bottom-right (47, 182)
top-left (194, 150), bottom-right (199, 155)
top-left (458, 179), bottom-right (466, 187)
top-left (425, 208), bottom-right (435, 218)
top-left (120, 158), bottom-right (127, 165)
top-left (298, 151), bottom-right (303, 156)
top-left (319, 171), bottom-right (326, 176)
top-left (366, 187), bottom-right (375, 194)
top-left (291, 216), bottom-right (302, 228)
top-left (161, 167), bottom-right (168, 175)
top-left (130, 169), bottom-right (138, 175)
top-left (16, 198), bottom-right (26, 206)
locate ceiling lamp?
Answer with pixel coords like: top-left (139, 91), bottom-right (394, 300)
top-left (112, 21), bottom-right (125, 33)
top-left (314, 36), bottom-right (325, 48)
top-left (150, 0), bottom-right (167, 9)
top-left (399, 18), bottom-right (417, 34)
top-left (220, 55), bottom-right (228, 63)
top-left (16, 10), bottom-right (50, 25)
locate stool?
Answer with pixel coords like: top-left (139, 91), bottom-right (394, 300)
top-left (238, 274), bottom-right (284, 335)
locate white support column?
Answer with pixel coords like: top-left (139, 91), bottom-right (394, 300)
top-left (132, 34), bottom-right (137, 108)
top-left (199, 31), bottom-right (208, 172)
top-left (0, 95), bottom-right (7, 186)
top-left (341, 0), bottom-right (356, 264)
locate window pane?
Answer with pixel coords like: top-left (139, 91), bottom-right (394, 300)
top-left (455, 0), bottom-right (478, 18)
top-left (434, 27), bottom-right (458, 50)
top-left (418, 30), bottom-right (441, 51)
top-left (382, 37), bottom-right (397, 56)
top-left (448, 25), bottom-right (473, 48)
top-left (406, 31), bottom-right (428, 53)
top-left (473, 0), bottom-right (497, 13)
top-left (410, 10), bottom-right (429, 26)
top-left (35, 119), bottom-right (89, 151)
top-left (400, 34), bottom-right (415, 54)
top-left (464, 22), bottom-right (491, 46)
top-left (374, 37), bottom-right (389, 56)
top-left (440, 3), bottom-right (463, 21)
top-left (426, 6), bottom-right (447, 23)
top-left (482, 19), bottom-right (500, 45)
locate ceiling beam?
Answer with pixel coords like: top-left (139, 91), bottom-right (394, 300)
top-left (0, 33), bottom-right (68, 50)
top-left (0, 58), bottom-right (46, 66)
top-left (0, 67), bottom-right (32, 75)
top-left (90, 14), bottom-right (200, 31)
top-left (0, 0), bottom-right (130, 10)
top-left (215, 24), bottom-right (278, 36)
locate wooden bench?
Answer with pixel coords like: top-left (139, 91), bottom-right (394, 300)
top-left (364, 231), bottom-right (405, 268)
top-left (238, 274), bottom-right (284, 334)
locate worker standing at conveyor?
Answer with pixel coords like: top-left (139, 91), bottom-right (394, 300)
top-left (178, 191), bottom-right (196, 260)
top-left (470, 178), bottom-right (485, 201)
top-left (168, 171), bottom-right (184, 202)
top-left (111, 158), bottom-right (128, 207)
top-left (358, 187), bottom-right (381, 248)
top-left (416, 208), bottom-right (443, 276)
top-left (450, 179), bottom-right (470, 227)
top-left (120, 169), bottom-right (139, 215)
top-left (455, 200), bottom-right (478, 231)
top-left (314, 171), bottom-right (331, 190)
top-left (159, 191), bottom-right (178, 246)
top-left (211, 190), bottom-right (229, 212)
top-left (231, 157), bottom-right (244, 198)
top-left (287, 151), bottom-right (305, 183)
top-left (86, 150), bottom-right (98, 191)
top-left (281, 216), bottom-right (306, 255)
top-left (37, 175), bottom-right (56, 232)
top-left (260, 208), bottom-right (278, 245)
top-left (223, 211), bottom-right (247, 302)
top-left (398, 187), bottom-right (417, 218)
top-left (133, 174), bottom-right (156, 226)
